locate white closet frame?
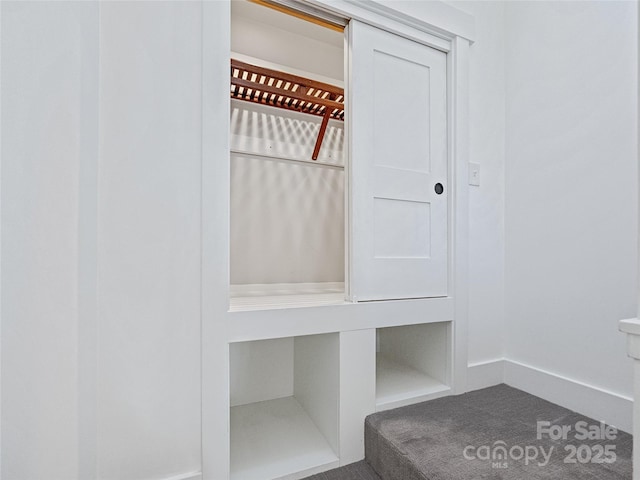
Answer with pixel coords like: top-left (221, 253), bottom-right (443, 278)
top-left (202, 1), bottom-right (475, 479)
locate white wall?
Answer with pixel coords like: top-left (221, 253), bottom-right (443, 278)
top-left (1, 2), bottom-right (98, 478)
top-left (2, 2), bottom-right (204, 479)
top-left (451, 3), bottom-right (640, 427)
top-left (504, 0), bottom-right (638, 429)
top-left (97, 3), bottom-right (202, 479)
top-left (448, 1), bottom-right (507, 376)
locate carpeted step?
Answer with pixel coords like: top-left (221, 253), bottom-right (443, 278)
top-left (365, 384), bottom-right (631, 480)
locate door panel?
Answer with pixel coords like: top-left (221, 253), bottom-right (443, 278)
top-left (349, 21), bottom-right (448, 301)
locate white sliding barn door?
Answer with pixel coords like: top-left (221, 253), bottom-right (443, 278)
top-left (349, 21), bottom-right (448, 301)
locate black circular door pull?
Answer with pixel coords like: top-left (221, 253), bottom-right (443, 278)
top-left (434, 183), bottom-right (444, 195)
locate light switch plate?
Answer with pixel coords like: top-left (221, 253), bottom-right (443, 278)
top-left (469, 162), bottom-right (480, 186)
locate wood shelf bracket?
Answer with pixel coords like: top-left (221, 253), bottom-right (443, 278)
top-left (230, 58), bottom-right (344, 161)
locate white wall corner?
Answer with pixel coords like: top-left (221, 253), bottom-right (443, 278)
top-left (467, 358), bottom-right (505, 392)
top-left (618, 317), bottom-right (640, 478)
top-left (504, 359), bottom-right (633, 434)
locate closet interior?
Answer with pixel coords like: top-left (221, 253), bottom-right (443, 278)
top-left (229, 0), bottom-right (347, 312)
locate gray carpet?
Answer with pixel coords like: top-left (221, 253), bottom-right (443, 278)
top-left (366, 384), bottom-right (631, 480)
top-left (306, 384), bottom-right (631, 480)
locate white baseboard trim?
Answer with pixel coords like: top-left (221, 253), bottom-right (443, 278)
top-left (163, 472), bottom-right (201, 480)
top-left (504, 359), bottom-right (633, 434)
top-left (467, 358), bottom-right (505, 392)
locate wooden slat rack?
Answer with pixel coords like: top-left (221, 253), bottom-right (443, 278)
top-left (231, 59), bottom-right (344, 160)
